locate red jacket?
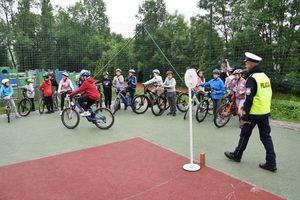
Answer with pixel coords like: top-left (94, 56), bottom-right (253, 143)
top-left (39, 80), bottom-right (52, 97)
top-left (70, 77), bottom-right (100, 101)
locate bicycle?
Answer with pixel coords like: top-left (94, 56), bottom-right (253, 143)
top-left (38, 92), bottom-right (59, 114)
top-left (133, 85), bottom-right (188, 116)
top-left (195, 91), bottom-right (211, 122)
top-left (176, 91), bottom-right (189, 112)
top-left (132, 85), bottom-right (167, 116)
top-left (214, 93), bottom-right (240, 128)
top-left (95, 83), bottom-right (104, 109)
top-left (111, 89), bottom-right (133, 115)
top-left (17, 88), bottom-right (32, 117)
top-left (1, 99), bottom-right (11, 123)
top-left (183, 89), bottom-right (203, 120)
top-left (61, 94), bottom-right (114, 129)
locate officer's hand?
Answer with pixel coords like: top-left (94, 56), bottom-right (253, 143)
top-left (240, 120), bottom-right (251, 125)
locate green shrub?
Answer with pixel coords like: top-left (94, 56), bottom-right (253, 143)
top-left (271, 99), bottom-right (300, 123)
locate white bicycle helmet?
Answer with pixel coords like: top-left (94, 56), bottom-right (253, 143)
top-left (129, 69), bottom-right (135, 73)
top-left (152, 69), bottom-right (160, 74)
top-left (233, 69), bottom-right (243, 75)
top-left (80, 69), bottom-right (88, 75)
top-left (62, 71), bottom-right (69, 77)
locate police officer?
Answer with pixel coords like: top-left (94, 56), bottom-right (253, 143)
top-left (224, 52), bottom-right (277, 172)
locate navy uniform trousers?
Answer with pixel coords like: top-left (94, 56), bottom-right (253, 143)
top-left (233, 117), bottom-right (276, 166)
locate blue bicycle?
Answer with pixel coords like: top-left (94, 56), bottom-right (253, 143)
top-left (61, 95), bottom-right (114, 129)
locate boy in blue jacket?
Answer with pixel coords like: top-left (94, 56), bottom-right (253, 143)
top-left (125, 69), bottom-right (137, 109)
top-left (200, 69), bottom-right (225, 115)
top-left (0, 79), bottom-right (21, 118)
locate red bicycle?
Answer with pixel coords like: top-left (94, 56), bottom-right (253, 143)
top-left (214, 93), bottom-right (241, 128)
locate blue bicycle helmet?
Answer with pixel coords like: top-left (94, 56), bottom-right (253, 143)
top-left (212, 69), bottom-right (220, 74)
top-left (152, 69), bottom-right (160, 74)
top-left (82, 71), bottom-right (91, 77)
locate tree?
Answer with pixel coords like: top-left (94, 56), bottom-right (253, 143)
top-left (14, 0), bottom-right (40, 70)
top-left (0, 0), bottom-right (17, 68)
top-left (39, 0), bottom-right (54, 69)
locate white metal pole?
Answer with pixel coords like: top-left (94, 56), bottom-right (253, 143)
top-left (188, 87), bottom-right (193, 164)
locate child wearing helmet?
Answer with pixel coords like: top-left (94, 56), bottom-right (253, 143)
top-left (24, 78), bottom-right (35, 111)
top-left (0, 79), bottom-right (21, 118)
top-left (96, 72), bottom-right (112, 109)
top-left (48, 72), bottom-right (59, 111)
top-left (70, 71), bottom-right (100, 117)
top-left (143, 69), bottom-right (163, 93)
top-left (39, 74), bottom-right (54, 114)
top-left (58, 72), bottom-right (74, 115)
top-left (200, 69), bottom-right (225, 115)
top-left (113, 68), bottom-right (124, 93)
top-left (230, 69), bottom-right (246, 115)
top-left (125, 69), bottom-right (137, 107)
top-left (162, 71), bottom-right (177, 116)
top-left (77, 69), bottom-right (89, 87)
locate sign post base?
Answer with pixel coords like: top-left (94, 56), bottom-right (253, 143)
top-left (183, 163), bottom-right (200, 172)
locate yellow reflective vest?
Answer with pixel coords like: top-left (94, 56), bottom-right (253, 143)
top-left (249, 72), bottom-right (272, 115)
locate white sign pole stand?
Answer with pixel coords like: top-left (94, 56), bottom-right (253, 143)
top-left (183, 69), bottom-right (200, 172)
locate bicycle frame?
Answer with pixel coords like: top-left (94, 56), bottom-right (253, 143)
top-left (221, 94), bottom-right (239, 117)
top-left (117, 90), bottom-right (130, 106)
top-left (65, 95), bottom-right (105, 122)
top-left (142, 85), bottom-right (162, 103)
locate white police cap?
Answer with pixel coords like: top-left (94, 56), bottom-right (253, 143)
top-left (244, 52), bottom-right (262, 62)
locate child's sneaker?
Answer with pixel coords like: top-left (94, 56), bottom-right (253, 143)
top-left (80, 111), bottom-right (91, 117)
top-left (15, 113), bottom-right (22, 119)
top-left (59, 111), bottom-right (63, 116)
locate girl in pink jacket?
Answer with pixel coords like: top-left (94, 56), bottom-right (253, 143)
top-left (230, 69), bottom-right (246, 115)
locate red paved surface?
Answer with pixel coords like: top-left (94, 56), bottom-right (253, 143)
top-left (0, 138), bottom-right (283, 200)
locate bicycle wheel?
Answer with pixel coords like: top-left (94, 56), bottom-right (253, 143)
top-left (93, 108), bottom-right (115, 129)
top-left (38, 99), bottom-right (45, 114)
top-left (18, 98), bottom-right (32, 117)
top-left (214, 103), bottom-right (232, 128)
top-left (151, 96), bottom-right (167, 116)
top-left (207, 98), bottom-right (214, 115)
top-left (6, 108), bottom-right (10, 123)
top-left (112, 98), bottom-right (121, 114)
top-left (61, 108), bottom-right (80, 129)
top-left (196, 100), bottom-right (209, 122)
top-left (183, 108), bottom-right (189, 120)
top-left (177, 93), bottom-right (189, 112)
top-left (132, 95), bottom-right (149, 114)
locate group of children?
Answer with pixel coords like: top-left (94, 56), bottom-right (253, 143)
top-left (198, 68), bottom-right (246, 116)
top-left (0, 66), bottom-right (246, 121)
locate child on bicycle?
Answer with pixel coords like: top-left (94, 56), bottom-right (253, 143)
top-left (58, 72), bottom-right (74, 115)
top-left (39, 74), bottom-right (54, 114)
top-left (0, 79), bottom-right (21, 118)
top-left (25, 78), bottom-right (35, 111)
top-left (96, 71), bottom-right (112, 109)
top-left (125, 69), bottom-right (137, 107)
top-left (49, 72), bottom-right (59, 111)
top-left (113, 68), bottom-right (124, 94)
top-left (143, 69), bottom-right (163, 93)
top-left (200, 69), bottom-right (225, 115)
top-left (230, 69), bottom-right (246, 115)
top-left (70, 71), bottom-right (100, 117)
top-left (162, 71), bottom-right (177, 116)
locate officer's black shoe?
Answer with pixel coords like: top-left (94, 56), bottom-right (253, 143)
top-left (224, 151), bottom-right (241, 162)
top-left (259, 163), bottom-right (277, 172)
top-left (172, 113), bottom-right (176, 116)
top-left (167, 112), bottom-right (173, 116)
